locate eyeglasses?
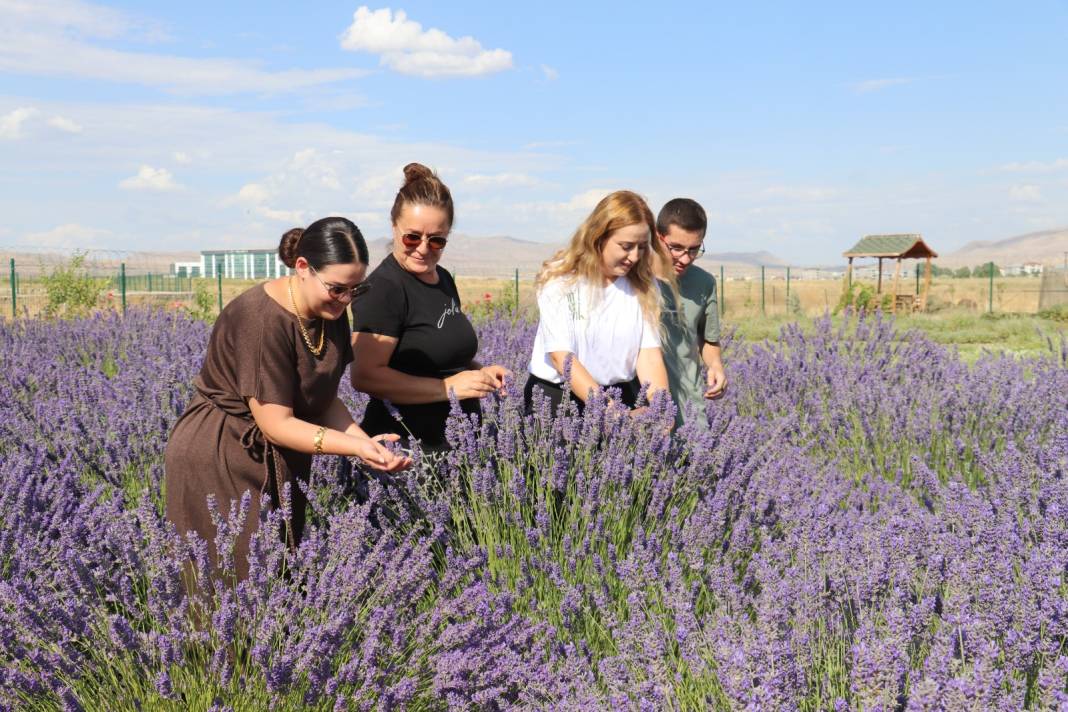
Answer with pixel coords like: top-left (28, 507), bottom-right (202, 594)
top-left (663, 241), bottom-right (705, 259)
top-left (309, 266), bottom-right (371, 302)
top-left (400, 232), bottom-right (448, 251)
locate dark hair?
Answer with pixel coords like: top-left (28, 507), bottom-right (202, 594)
top-left (278, 217), bottom-right (369, 269)
top-left (656, 198), bottom-right (707, 239)
top-left (389, 162), bottom-right (454, 228)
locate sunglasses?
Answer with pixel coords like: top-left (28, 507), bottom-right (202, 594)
top-left (400, 232), bottom-right (448, 251)
top-left (309, 266), bottom-right (371, 301)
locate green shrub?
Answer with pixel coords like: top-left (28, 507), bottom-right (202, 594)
top-left (786, 290), bottom-right (803, 316)
top-left (41, 253), bottom-right (110, 319)
top-left (1038, 303), bottom-right (1068, 322)
top-left (186, 279), bottom-right (217, 322)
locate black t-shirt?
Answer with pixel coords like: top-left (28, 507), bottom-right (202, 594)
top-left (352, 253), bottom-right (480, 448)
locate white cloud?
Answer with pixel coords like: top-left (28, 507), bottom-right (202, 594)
top-left (290, 147), bottom-right (342, 190)
top-left (998, 158), bottom-right (1068, 174)
top-left (540, 64), bottom-right (558, 81)
top-left (173, 151), bottom-right (191, 164)
top-left (0, 0), bottom-right (367, 94)
top-left (119, 164), bottom-right (180, 191)
top-left (232, 182), bottom-right (270, 204)
top-left (852, 77), bottom-right (914, 94)
top-left (0, 106), bottom-right (38, 139)
top-left (463, 172), bottom-right (540, 188)
top-left (0, 99), bottom-right (564, 247)
top-left (563, 188), bottom-right (617, 212)
top-left (514, 187), bottom-right (616, 217)
top-left (1, 0), bottom-right (131, 39)
top-left (258, 207), bottom-right (305, 224)
top-left (21, 222), bottom-right (111, 248)
top-left (1008, 184), bottom-right (1043, 203)
top-left (340, 7), bottom-right (513, 77)
top-left (226, 180), bottom-right (306, 224)
top-left (47, 115), bottom-right (83, 133)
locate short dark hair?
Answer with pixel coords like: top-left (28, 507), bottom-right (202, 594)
top-left (278, 216), bottom-right (369, 269)
top-left (656, 198), bottom-right (707, 239)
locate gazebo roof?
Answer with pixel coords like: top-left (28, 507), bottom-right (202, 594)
top-left (843, 234), bottom-right (938, 259)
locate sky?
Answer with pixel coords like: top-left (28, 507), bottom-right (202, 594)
top-left (1, 0), bottom-right (1067, 265)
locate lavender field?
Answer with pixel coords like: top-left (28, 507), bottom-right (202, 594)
top-left (1, 308), bottom-right (1067, 710)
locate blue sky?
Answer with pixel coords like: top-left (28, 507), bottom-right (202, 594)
top-left (1, 0), bottom-right (1067, 264)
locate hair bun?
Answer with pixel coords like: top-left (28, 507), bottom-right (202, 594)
top-left (278, 227), bottom-right (304, 268)
top-left (402, 162), bottom-right (435, 186)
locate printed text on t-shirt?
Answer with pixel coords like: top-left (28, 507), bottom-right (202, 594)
top-left (437, 299), bottom-right (462, 329)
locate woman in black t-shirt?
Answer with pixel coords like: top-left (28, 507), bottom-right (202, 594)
top-left (351, 163), bottom-right (510, 450)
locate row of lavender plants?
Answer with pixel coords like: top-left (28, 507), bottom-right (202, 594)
top-left (1, 308), bottom-right (1066, 710)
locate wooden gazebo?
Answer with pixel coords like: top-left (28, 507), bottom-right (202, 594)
top-left (843, 234), bottom-right (938, 313)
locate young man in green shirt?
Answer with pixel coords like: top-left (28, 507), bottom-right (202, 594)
top-left (656, 198), bottom-right (727, 422)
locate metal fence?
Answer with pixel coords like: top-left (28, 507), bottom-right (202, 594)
top-left (2, 253), bottom-right (1065, 321)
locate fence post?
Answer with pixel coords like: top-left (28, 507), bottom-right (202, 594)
top-left (761, 265), bottom-right (766, 316)
top-left (719, 265), bottom-right (725, 316)
top-left (9, 258), bottom-right (15, 319)
top-left (786, 266), bottom-right (791, 301)
top-left (217, 270), bottom-right (223, 313)
top-left (120, 263), bottom-right (127, 315)
top-left (514, 267), bottom-right (519, 314)
top-left (988, 262), bottom-right (994, 313)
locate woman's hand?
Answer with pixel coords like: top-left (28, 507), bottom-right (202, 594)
top-left (351, 433), bottom-right (410, 472)
top-left (479, 365), bottom-right (511, 395)
top-left (444, 369), bottom-right (499, 399)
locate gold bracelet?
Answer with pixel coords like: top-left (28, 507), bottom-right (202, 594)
top-left (313, 426), bottom-right (327, 455)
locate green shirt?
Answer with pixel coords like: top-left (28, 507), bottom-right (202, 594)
top-left (658, 266), bottom-right (721, 410)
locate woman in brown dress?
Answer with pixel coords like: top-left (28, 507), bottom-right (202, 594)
top-left (165, 217), bottom-right (409, 584)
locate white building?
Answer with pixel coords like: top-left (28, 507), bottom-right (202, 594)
top-left (1004, 262), bottom-right (1044, 276)
top-left (199, 249), bottom-right (291, 279)
top-left (171, 261), bottom-right (202, 277)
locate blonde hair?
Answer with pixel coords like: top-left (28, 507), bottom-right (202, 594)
top-left (536, 190), bottom-right (675, 327)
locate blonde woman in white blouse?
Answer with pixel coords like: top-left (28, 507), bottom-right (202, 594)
top-left (523, 190), bottom-right (676, 414)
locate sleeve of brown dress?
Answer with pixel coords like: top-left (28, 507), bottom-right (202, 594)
top-left (237, 312), bottom-right (298, 408)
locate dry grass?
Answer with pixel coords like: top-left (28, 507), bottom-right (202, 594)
top-left (717, 276), bottom-right (1043, 317)
top-left (2, 274), bottom-right (1061, 361)
top-left (451, 274), bottom-right (1047, 318)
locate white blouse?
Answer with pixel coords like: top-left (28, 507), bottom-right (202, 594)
top-left (528, 275), bottom-right (660, 385)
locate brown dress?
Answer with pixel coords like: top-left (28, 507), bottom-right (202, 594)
top-left (164, 284), bottom-right (352, 583)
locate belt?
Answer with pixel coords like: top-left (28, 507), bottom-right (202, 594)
top-left (195, 384), bottom-right (295, 549)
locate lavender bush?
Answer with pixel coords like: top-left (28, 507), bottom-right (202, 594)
top-left (1, 307), bottom-right (1066, 710)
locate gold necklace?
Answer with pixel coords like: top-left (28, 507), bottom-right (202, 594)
top-left (288, 277), bottom-right (325, 356)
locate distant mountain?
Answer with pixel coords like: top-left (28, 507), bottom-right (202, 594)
top-left (0, 247), bottom-right (199, 276)
top-left (367, 236), bottom-right (792, 278)
top-left (367, 235), bottom-right (558, 277)
top-left (697, 251), bottom-right (789, 269)
top-left (940, 228), bottom-right (1068, 268)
